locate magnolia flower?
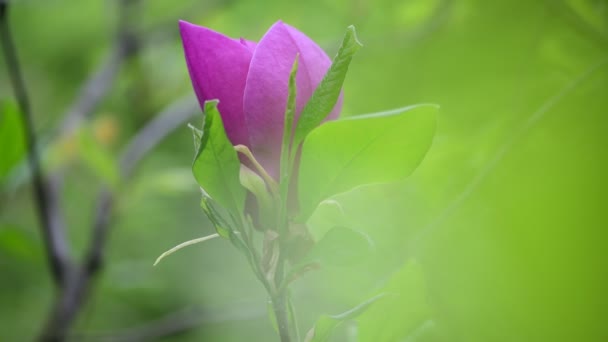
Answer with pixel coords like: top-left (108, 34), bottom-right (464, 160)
top-left (179, 20), bottom-right (343, 179)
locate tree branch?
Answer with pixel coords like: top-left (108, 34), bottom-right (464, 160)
top-left (40, 96), bottom-right (199, 341)
top-left (84, 96), bottom-right (199, 278)
top-left (58, 0), bottom-right (139, 137)
top-left (119, 96), bottom-right (200, 177)
top-left (0, 0), bottom-right (72, 286)
top-left (2, 0), bottom-right (201, 340)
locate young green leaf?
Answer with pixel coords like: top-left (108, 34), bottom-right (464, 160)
top-left (292, 25), bottom-right (362, 149)
top-left (200, 192), bottom-right (252, 260)
top-left (297, 104), bottom-right (438, 222)
top-left (200, 192), bottom-right (232, 239)
top-left (192, 100), bottom-right (245, 216)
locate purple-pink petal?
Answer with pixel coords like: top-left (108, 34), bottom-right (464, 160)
top-left (179, 20), bottom-right (254, 147)
top-left (243, 21), bottom-right (342, 178)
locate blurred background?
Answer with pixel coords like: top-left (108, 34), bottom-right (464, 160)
top-left (1, 0), bottom-right (607, 341)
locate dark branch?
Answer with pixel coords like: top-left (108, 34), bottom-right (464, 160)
top-left (119, 96), bottom-right (199, 176)
top-left (0, 0), bottom-right (71, 286)
top-left (40, 96), bottom-right (199, 341)
top-left (58, 0), bottom-right (139, 137)
top-left (3, 0), bottom-right (200, 339)
top-left (84, 96), bottom-right (198, 276)
top-left (58, 46), bottom-right (130, 136)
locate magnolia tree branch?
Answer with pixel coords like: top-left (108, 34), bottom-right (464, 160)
top-left (85, 96), bottom-right (199, 276)
top-left (58, 43), bottom-right (134, 136)
top-left (0, 1), bottom-right (73, 286)
top-left (40, 96), bottom-right (199, 341)
top-left (120, 97), bottom-right (199, 176)
top-left (58, 0), bottom-right (139, 137)
top-left (2, 0), bottom-right (201, 339)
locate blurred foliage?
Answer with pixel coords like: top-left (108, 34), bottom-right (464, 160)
top-left (0, 101), bottom-right (25, 183)
top-left (1, 0), bottom-right (607, 341)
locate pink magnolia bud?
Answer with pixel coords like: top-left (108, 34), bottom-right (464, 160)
top-left (179, 20), bottom-right (343, 179)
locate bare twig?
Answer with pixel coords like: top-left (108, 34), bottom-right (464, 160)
top-left (40, 96), bottom-right (199, 341)
top-left (2, 0), bottom-right (203, 339)
top-left (0, 0), bottom-right (72, 286)
top-left (120, 96), bottom-right (199, 176)
top-left (58, 46), bottom-right (131, 136)
top-left (84, 96), bottom-right (198, 280)
top-left (58, 0), bottom-right (139, 137)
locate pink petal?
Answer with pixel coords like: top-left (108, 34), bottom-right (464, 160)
top-left (240, 38), bottom-right (257, 52)
top-left (243, 21), bottom-right (342, 178)
top-left (179, 20), bottom-right (254, 147)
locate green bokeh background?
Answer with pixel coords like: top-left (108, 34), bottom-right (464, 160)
top-left (1, 0), bottom-right (607, 341)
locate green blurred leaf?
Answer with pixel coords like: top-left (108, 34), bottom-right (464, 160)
top-left (0, 225), bottom-right (41, 262)
top-left (298, 104), bottom-right (438, 221)
top-left (304, 226), bottom-right (373, 267)
top-left (77, 128), bottom-right (120, 188)
top-left (306, 199), bottom-right (348, 240)
top-left (304, 293), bottom-right (387, 342)
top-left (0, 101), bottom-right (25, 183)
top-left (565, 0), bottom-right (608, 35)
top-left (293, 25), bottom-right (362, 149)
top-left (191, 100), bottom-right (245, 216)
top-left (357, 260), bottom-right (431, 341)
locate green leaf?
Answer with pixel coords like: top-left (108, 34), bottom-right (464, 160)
top-left (0, 224), bottom-right (41, 262)
top-left (192, 100), bottom-right (245, 216)
top-left (0, 101), bottom-right (25, 183)
top-left (293, 25), bottom-right (362, 149)
top-left (297, 104), bottom-right (438, 222)
top-left (357, 260), bottom-right (432, 342)
top-left (304, 226), bottom-right (373, 267)
top-left (304, 293), bottom-right (387, 342)
top-left (306, 199), bottom-right (348, 240)
top-left (200, 191), bottom-right (251, 260)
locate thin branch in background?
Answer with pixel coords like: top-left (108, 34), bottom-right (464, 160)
top-left (58, 46), bottom-right (130, 136)
top-left (0, 0), bottom-right (72, 286)
top-left (40, 96), bottom-right (199, 341)
top-left (119, 96), bottom-right (199, 176)
top-left (2, 0), bottom-right (202, 339)
top-left (74, 303), bottom-right (266, 342)
top-left (84, 96), bottom-right (199, 280)
top-left (58, 0), bottom-right (139, 137)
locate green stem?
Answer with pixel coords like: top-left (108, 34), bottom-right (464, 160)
top-left (271, 286), bottom-right (292, 342)
top-left (288, 294), bottom-right (301, 341)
